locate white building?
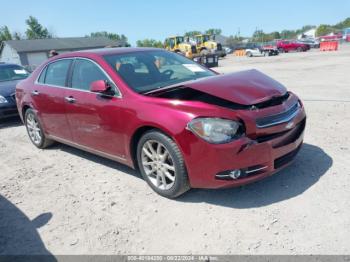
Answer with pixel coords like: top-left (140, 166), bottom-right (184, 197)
top-left (297, 28), bottom-right (317, 39)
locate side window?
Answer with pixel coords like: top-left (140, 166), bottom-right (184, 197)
top-left (169, 38), bottom-right (175, 49)
top-left (165, 39), bottom-right (169, 47)
top-left (37, 66), bottom-right (47, 83)
top-left (71, 59), bottom-right (110, 91)
top-left (44, 60), bottom-right (71, 87)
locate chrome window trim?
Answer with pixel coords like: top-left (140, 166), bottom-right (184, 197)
top-left (35, 57), bottom-right (72, 87)
top-left (34, 57), bottom-right (122, 98)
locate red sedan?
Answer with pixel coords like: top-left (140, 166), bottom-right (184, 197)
top-left (16, 48), bottom-right (306, 198)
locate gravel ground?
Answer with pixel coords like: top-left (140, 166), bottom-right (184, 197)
top-left (1, 45), bottom-right (350, 255)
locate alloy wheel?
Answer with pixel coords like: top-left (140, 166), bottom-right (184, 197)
top-left (26, 113), bottom-right (42, 145)
top-left (141, 140), bottom-right (176, 190)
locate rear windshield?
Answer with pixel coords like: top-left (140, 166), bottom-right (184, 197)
top-left (0, 65), bottom-right (29, 82)
top-left (104, 50), bottom-right (215, 93)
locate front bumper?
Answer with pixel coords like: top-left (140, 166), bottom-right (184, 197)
top-left (180, 96), bottom-right (306, 189)
top-left (0, 104), bottom-right (18, 119)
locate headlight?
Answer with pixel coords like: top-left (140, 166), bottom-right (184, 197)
top-left (0, 95), bottom-right (8, 104)
top-left (187, 118), bottom-right (242, 144)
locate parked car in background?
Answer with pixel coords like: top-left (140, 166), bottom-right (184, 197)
top-left (243, 43), bottom-right (264, 57)
top-left (16, 48), bottom-right (306, 198)
top-left (297, 38), bottom-right (320, 48)
top-left (260, 42), bottom-right (279, 56)
top-left (238, 43), bottom-right (278, 57)
top-left (318, 32), bottom-right (343, 42)
top-left (0, 63), bottom-right (30, 119)
top-left (223, 47), bottom-right (233, 55)
top-left (276, 40), bottom-right (310, 53)
top-left (342, 28), bottom-right (350, 42)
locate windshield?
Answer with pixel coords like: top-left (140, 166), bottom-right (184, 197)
top-left (0, 65), bottom-right (29, 82)
top-left (203, 35), bottom-right (210, 42)
top-left (104, 50), bottom-right (215, 93)
top-left (176, 37), bottom-right (184, 43)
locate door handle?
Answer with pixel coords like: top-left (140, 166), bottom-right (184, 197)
top-left (31, 90), bottom-right (40, 96)
top-left (65, 96), bottom-right (76, 103)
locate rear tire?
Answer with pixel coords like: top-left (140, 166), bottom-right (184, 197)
top-left (246, 51), bottom-right (253, 57)
top-left (25, 108), bottom-right (54, 149)
top-left (137, 130), bottom-right (190, 198)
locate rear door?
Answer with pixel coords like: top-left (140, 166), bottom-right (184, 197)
top-left (32, 59), bottom-right (73, 141)
top-left (63, 58), bottom-right (125, 158)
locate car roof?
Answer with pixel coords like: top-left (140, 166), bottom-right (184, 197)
top-left (57, 47), bottom-right (164, 58)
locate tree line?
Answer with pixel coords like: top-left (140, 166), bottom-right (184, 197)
top-left (244, 17), bottom-right (350, 44)
top-left (316, 17), bottom-right (350, 36)
top-left (0, 16), bottom-right (130, 46)
top-left (0, 16), bottom-right (53, 43)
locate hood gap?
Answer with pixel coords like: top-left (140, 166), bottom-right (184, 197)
top-left (149, 87), bottom-right (289, 110)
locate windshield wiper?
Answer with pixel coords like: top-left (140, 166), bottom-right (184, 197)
top-left (141, 79), bottom-right (197, 95)
top-left (141, 85), bottom-right (182, 95)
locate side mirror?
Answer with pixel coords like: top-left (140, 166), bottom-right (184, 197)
top-left (90, 80), bottom-right (109, 93)
top-left (90, 80), bottom-right (115, 96)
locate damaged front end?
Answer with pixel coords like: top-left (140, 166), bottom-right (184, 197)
top-left (143, 71), bottom-right (306, 188)
top-left (147, 85), bottom-right (291, 111)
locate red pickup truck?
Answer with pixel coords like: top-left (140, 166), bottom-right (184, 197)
top-left (318, 32), bottom-right (343, 42)
top-left (276, 40), bottom-right (310, 53)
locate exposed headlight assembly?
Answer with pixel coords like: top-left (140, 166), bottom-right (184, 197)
top-left (0, 95), bottom-right (8, 104)
top-left (187, 118), bottom-right (242, 144)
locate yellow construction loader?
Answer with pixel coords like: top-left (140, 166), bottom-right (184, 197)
top-left (164, 36), bottom-right (198, 59)
top-left (194, 34), bottom-right (226, 57)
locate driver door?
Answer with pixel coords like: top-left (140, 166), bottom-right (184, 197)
top-left (64, 58), bottom-right (125, 159)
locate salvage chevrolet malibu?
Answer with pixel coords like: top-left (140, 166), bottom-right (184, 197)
top-left (16, 48), bottom-right (306, 198)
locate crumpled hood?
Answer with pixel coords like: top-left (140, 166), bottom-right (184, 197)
top-left (0, 80), bottom-right (21, 97)
top-left (186, 69), bottom-right (287, 105)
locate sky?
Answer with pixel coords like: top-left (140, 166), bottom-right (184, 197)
top-left (1, 0), bottom-right (350, 45)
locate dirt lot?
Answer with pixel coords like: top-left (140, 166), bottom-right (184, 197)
top-left (1, 45), bottom-right (350, 255)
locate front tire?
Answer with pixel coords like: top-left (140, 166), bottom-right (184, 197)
top-left (137, 130), bottom-right (190, 198)
top-left (200, 49), bottom-right (209, 56)
top-left (25, 108), bottom-right (54, 149)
